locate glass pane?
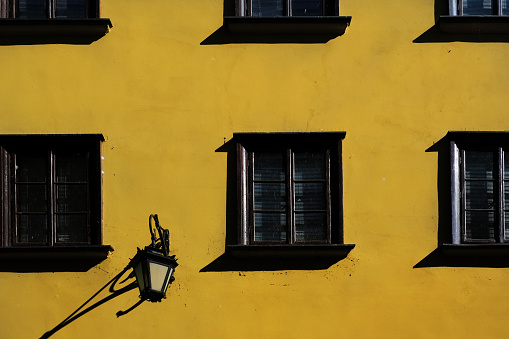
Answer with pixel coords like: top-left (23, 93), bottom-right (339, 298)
top-left (56, 153), bottom-right (88, 182)
top-left (505, 153), bottom-right (509, 179)
top-left (56, 184), bottom-right (88, 212)
top-left (17, 215), bottom-right (47, 243)
top-left (292, 0), bottom-right (323, 16)
top-left (16, 153), bottom-right (47, 182)
top-left (295, 182), bottom-right (326, 210)
top-left (294, 152), bottom-right (326, 180)
top-left (17, 184), bottom-right (47, 213)
top-left (56, 214), bottom-right (88, 242)
top-left (17, 0), bottom-right (47, 18)
top-left (254, 212), bottom-right (286, 241)
top-left (503, 0), bottom-right (508, 14)
top-left (251, 0), bottom-right (284, 16)
top-left (465, 211), bottom-right (495, 240)
top-left (254, 153), bottom-right (285, 181)
top-left (505, 212), bottom-right (509, 240)
top-left (254, 183), bottom-right (286, 211)
top-left (462, 0), bottom-right (493, 15)
top-left (465, 181), bottom-right (494, 209)
top-left (295, 212), bottom-right (327, 241)
top-left (505, 181), bottom-right (509, 210)
top-left (148, 261), bottom-right (171, 292)
top-left (56, 0), bottom-right (87, 18)
top-left (465, 151), bottom-right (494, 179)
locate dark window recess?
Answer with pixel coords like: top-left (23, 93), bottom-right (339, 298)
top-left (438, 0), bottom-right (509, 33)
top-left (225, 0), bottom-right (351, 36)
top-left (450, 132), bottom-right (509, 244)
top-left (457, 0), bottom-right (508, 16)
top-left (0, 0), bottom-right (99, 18)
top-left (245, 0), bottom-right (335, 17)
top-left (0, 135), bottom-right (104, 248)
top-left (230, 132), bottom-right (354, 258)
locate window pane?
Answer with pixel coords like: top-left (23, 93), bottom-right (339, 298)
top-left (254, 153), bottom-right (285, 181)
top-left (465, 211), bottom-right (495, 240)
top-left (56, 214), bottom-right (88, 242)
top-left (17, 215), bottom-right (47, 243)
top-left (16, 153), bottom-right (47, 182)
top-left (505, 181), bottom-right (509, 210)
top-left (292, 0), bottom-right (323, 16)
top-left (17, 0), bottom-right (47, 18)
top-left (503, 0), bottom-right (508, 14)
top-left (465, 181), bottom-right (494, 209)
top-left (56, 0), bottom-right (87, 18)
top-left (251, 0), bottom-right (284, 16)
top-left (56, 153), bottom-right (87, 182)
top-left (462, 0), bottom-right (493, 15)
top-left (254, 182), bottom-right (286, 211)
top-left (465, 151), bottom-right (494, 179)
top-left (56, 184), bottom-right (88, 212)
top-left (295, 212), bottom-right (327, 241)
top-left (254, 213), bottom-right (286, 241)
top-left (294, 152), bottom-right (326, 180)
top-left (295, 182), bottom-right (326, 210)
top-left (17, 184), bottom-right (47, 213)
top-left (505, 212), bottom-right (509, 240)
top-left (505, 153), bottom-right (509, 179)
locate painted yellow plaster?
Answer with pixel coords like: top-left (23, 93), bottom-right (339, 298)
top-left (1, 0), bottom-right (509, 338)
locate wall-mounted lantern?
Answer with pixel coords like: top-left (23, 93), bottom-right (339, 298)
top-left (132, 214), bottom-right (178, 302)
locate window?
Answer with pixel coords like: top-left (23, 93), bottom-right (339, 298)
top-left (454, 0), bottom-right (508, 16)
top-left (224, 0), bottom-right (351, 37)
top-left (0, 135), bottom-right (103, 248)
top-left (450, 132), bottom-right (509, 244)
top-left (235, 0), bottom-right (338, 17)
top-left (0, 0), bottom-right (99, 18)
top-left (234, 133), bottom-right (350, 252)
top-left (438, 0), bottom-right (509, 34)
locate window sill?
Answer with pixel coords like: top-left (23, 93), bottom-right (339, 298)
top-left (0, 245), bottom-right (114, 272)
top-left (441, 243), bottom-right (509, 257)
top-left (224, 16), bottom-right (351, 35)
top-left (227, 244), bottom-right (355, 258)
top-left (438, 15), bottom-right (509, 33)
top-left (0, 19), bottom-right (112, 37)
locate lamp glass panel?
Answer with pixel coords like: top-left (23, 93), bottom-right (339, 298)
top-left (148, 260), bottom-right (170, 293)
top-left (162, 268), bottom-right (174, 294)
top-left (133, 260), bottom-right (146, 292)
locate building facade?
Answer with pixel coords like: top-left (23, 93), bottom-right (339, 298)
top-left (1, 0), bottom-right (509, 338)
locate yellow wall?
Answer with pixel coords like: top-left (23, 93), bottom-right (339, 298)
top-left (1, 0), bottom-right (509, 338)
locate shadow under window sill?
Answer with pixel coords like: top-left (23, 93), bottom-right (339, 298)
top-left (0, 18), bottom-right (112, 45)
top-left (0, 245), bottom-right (113, 272)
top-left (200, 244), bottom-right (355, 272)
top-left (202, 16), bottom-right (351, 44)
top-left (414, 244), bottom-right (509, 268)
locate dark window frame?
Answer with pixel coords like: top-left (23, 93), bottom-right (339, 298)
top-left (0, 135), bottom-right (103, 248)
top-left (0, 0), bottom-right (99, 18)
top-left (438, 0), bottom-right (509, 34)
top-left (450, 133), bottom-right (509, 245)
top-left (455, 0), bottom-right (506, 16)
top-left (234, 0), bottom-right (339, 17)
top-left (235, 132), bottom-right (346, 247)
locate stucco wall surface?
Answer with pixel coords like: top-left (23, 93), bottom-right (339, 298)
top-left (0, 0), bottom-right (508, 338)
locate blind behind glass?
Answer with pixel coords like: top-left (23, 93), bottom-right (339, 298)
top-left (462, 0), bottom-right (493, 15)
top-left (464, 151), bottom-right (495, 241)
top-left (292, 0), bottom-right (323, 16)
top-left (17, 0), bottom-right (47, 18)
top-left (56, 0), bottom-right (87, 18)
top-left (251, 0), bottom-right (284, 16)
